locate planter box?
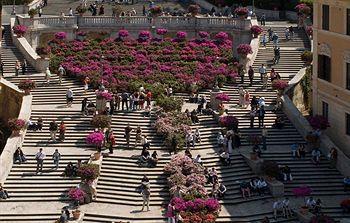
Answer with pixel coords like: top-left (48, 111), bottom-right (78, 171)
top-left (295, 210), bottom-right (314, 223)
top-left (266, 179), bottom-right (284, 197)
top-left (241, 152), bottom-right (264, 174)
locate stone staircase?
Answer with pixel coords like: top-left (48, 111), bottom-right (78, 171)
top-left (1, 25), bottom-right (36, 75)
top-left (2, 154), bottom-right (90, 202)
top-left (1, 20), bottom-right (349, 223)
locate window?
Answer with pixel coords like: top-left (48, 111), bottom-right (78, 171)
top-left (346, 113), bottom-right (350, 135)
top-left (322, 102), bottom-right (329, 120)
top-left (318, 55), bottom-right (331, 81)
top-left (347, 9), bottom-right (350, 35)
top-left (322, 4), bottom-right (330, 30)
top-left (347, 63), bottom-right (350, 90)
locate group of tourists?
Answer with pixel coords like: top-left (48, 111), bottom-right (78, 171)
top-left (14, 60), bottom-right (27, 76)
top-left (34, 148), bottom-right (62, 174)
top-left (217, 129), bottom-right (241, 154)
top-left (239, 177), bottom-right (269, 199)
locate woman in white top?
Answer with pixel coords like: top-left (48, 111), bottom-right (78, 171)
top-left (238, 87), bottom-right (245, 107)
top-left (45, 67), bottom-right (51, 85)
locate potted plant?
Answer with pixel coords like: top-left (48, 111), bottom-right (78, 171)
top-left (218, 115), bottom-right (239, 130)
top-left (54, 32), bottom-right (67, 40)
top-left (215, 32), bottom-right (228, 44)
top-left (77, 163), bottom-right (100, 182)
top-left (8, 118), bottom-right (26, 136)
top-left (307, 115), bottom-right (330, 130)
top-left (301, 50), bottom-right (313, 65)
top-left (13, 25), bottom-right (28, 37)
top-left (76, 5), bottom-right (87, 16)
top-left (35, 47), bottom-right (50, 59)
top-left (149, 6), bottom-right (162, 17)
top-left (176, 31), bottom-right (187, 41)
top-left (118, 29), bottom-right (129, 41)
top-left (295, 3), bottom-right (311, 16)
top-left (86, 131), bottom-right (104, 149)
top-left (272, 79), bottom-right (289, 95)
top-left (96, 91), bottom-right (113, 100)
top-left (156, 28), bottom-right (167, 39)
top-left (90, 115), bottom-right (111, 129)
top-left (215, 93), bottom-right (230, 102)
top-left (18, 79), bottom-right (36, 95)
top-left (250, 25), bottom-right (263, 38)
top-left (236, 44), bottom-right (253, 58)
top-left (234, 7), bottom-right (249, 19)
top-left (198, 31), bottom-right (209, 40)
top-left (68, 187), bottom-right (85, 206)
top-left (292, 186), bottom-right (312, 208)
top-left (76, 31), bottom-right (87, 41)
top-left (188, 4), bottom-right (200, 16)
top-left (138, 30), bottom-right (151, 42)
top-left (261, 160), bottom-right (280, 181)
top-left (28, 8), bottom-right (38, 18)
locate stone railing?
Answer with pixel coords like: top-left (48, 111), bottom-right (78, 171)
top-left (0, 79), bottom-right (32, 184)
top-left (11, 18), bottom-right (49, 72)
top-left (283, 69), bottom-right (350, 177)
top-left (16, 15), bottom-right (251, 31)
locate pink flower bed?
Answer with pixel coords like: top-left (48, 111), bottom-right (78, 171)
top-left (68, 188), bottom-right (85, 203)
top-left (164, 154), bottom-right (221, 222)
top-left (292, 186), bottom-right (312, 197)
top-left (250, 25), bottom-right (263, 36)
top-left (198, 31), bottom-right (209, 38)
top-left (272, 79), bottom-right (289, 90)
top-left (118, 29), bottom-right (129, 38)
top-left (219, 115), bottom-right (238, 128)
top-left (8, 118), bottom-right (26, 131)
top-left (176, 31), bottom-right (187, 39)
top-left (49, 31), bottom-right (234, 93)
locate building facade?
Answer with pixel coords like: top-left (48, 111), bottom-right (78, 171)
top-left (312, 0), bottom-right (350, 155)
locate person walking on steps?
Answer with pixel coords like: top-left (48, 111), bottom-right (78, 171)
top-left (45, 67), bottom-right (51, 85)
top-left (49, 120), bottom-right (58, 141)
top-left (259, 64), bottom-right (266, 81)
top-left (58, 64), bottom-right (65, 85)
top-left (59, 121), bottom-right (66, 141)
top-left (66, 88), bottom-right (74, 107)
top-left (260, 13), bottom-right (266, 26)
top-left (52, 149), bottom-right (61, 169)
top-left (35, 148), bottom-right (45, 174)
top-left (15, 60), bottom-right (20, 76)
top-left (141, 183), bottom-right (151, 212)
top-left (21, 59), bottom-right (27, 75)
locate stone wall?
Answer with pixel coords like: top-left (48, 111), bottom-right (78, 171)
top-left (0, 78), bottom-right (32, 184)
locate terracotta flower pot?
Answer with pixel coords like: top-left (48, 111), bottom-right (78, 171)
top-left (72, 210), bottom-right (81, 220)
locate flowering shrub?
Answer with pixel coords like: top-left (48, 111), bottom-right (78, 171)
top-left (246, 134), bottom-right (262, 145)
top-left (237, 44), bottom-right (253, 55)
top-left (176, 31), bottom-right (187, 40)
top-left (272, 79), bottom-right (289, 90)
top-left (261, 160), bottom-right (280, 178)
top-left (77, 163), bottom-right (100, 181)
top-left (198, 31), bottom-right (209, 39)
top-left (310, 214), bottom-right (335, 223)
top-left (118, 29), bottom-right (129, 38)
top-left (295, 3), bottom-right (311, 15)
top-left (234, 7), bottom-right (249, 16)
top-left (251, 25), bottom-right (263, 36)
top-left (308, 115), bottom-right (330, 130)
top-left (139, 30), bottom-right (151, 40)
top-left (292, 186), bottom-right (312, 197)
top-left (215, 32), bottom-right (228, 41)
top-left (301, 50), bottom-right (313, 64)
top-left (90, 115), bottom-right (111, 129)
top-left (156, 28), bottom-right (167, 35)
top-left (188, 4), bottom-right (200, 15)
top-left (154, 111), bottom-right (191, 149)
top-left (218, 115), bottom-right (239, 129)
top-left (215, 93), bottom-right (230, 101)
top-left (68, 188), bottom-right (85, 203)
top-left (18, 79), bottom-right (36, 90)
top-left (13, 25), bottom-right (27, 37)
top-left (96, 91), bottom-right (113, 100)
top-left (86, 131), bottom-right (104, 147)
top-left (155, 96), bottom-right (184, 112)
top-left (8, 118), bottom-right (26, 131)
top-left (49, 33), bottom-right (234, 94)
top-left (55, 32), bottom-right (67, 40)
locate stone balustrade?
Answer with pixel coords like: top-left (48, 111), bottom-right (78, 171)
top-left (16, 15), bottom-right (251, 31)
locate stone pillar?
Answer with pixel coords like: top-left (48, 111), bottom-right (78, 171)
top-left (210, 90), bottom-right (222, 111)
top-left (96, 98), bottom-right (106, 112)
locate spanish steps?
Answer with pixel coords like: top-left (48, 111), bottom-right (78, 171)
top-left (0, 21), bottom-right (349, 223)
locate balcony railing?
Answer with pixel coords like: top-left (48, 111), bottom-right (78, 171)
top-left (16, 15), bottom-right (251, 31)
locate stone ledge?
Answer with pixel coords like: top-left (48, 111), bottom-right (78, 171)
top-left (241, 152), bottom-right (264, 175)
top-left (0, 79), bottom-right (32, 184)
top-left (266, 178), bottom-right (284, 198)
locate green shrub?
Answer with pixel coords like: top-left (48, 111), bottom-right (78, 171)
top-left (90, 115), bottom-right (111, 129)
top-left (301, 50), bottom-right (313, 64)
top-left (155, 96), bottom-right (184, 112)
